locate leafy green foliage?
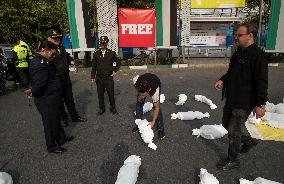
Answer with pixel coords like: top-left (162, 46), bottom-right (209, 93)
top-left (0, 0), bottom-right (68, 47)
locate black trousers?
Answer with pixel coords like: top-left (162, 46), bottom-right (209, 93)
top-left (96, 76), bottom-right (115, 110)
top-left (35, 98), bottom-right (66, 151)
top-left (222, 104), bottom-right (255, 161)
top-left (59, 80), bottom-right (79, 121)
top-left (16, 67), bottom-right (30, 87)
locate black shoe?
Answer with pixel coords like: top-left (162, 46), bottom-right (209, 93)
top-left (110, 108), bottom-right (118, 114)
top-left (158, 129), bottom-right (166, 139)
top-left (216, 158), bottom-right (240, 171)
top-left (48, 147), bottom-right (67, 154)
top-left (240, 141), bottom-right (258, 154)
top-left (65, 136), bottom-right (75, 142)
top-left (98, 109), bottom-right (105, 115)
top-left (132, 125), bottom-right (139, 133)
top-left (72, 116), bottom-right (87, 122)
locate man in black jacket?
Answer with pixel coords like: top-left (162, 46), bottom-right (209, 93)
top-left (46, 29), bottom-right (87, 126)
top-left (214, 24), bottom-right (268, 170)
top-left (28, 41), bottom-right (74, 153)
top-left (91, 36), bottom-right (121, 115)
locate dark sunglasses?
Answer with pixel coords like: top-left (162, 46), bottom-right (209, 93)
top-left (234, 33), bottom-right (249, 37)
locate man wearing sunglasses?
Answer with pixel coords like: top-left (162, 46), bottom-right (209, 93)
top-left (46, 29), bottom-right (87, 127)
top-left (214, 24), bottom-right (268, 170)
top-left (28, 41), bottom-right (74, 154)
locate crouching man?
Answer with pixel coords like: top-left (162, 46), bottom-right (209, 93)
top-left (132, 73), bottom-right (165, 140)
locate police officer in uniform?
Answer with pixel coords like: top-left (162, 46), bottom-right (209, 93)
top-left (28, 41), bottom-right (74, 153)
top-left (10, 37), bottom-right (33, 88)
top-left (46, 29), bottom-right (87, 126)
top-left (91, 36), bottom-right (121, 115)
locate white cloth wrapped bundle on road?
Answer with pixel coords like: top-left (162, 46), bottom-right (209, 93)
top-left (265, 102), bottom-right (277, 113)
top-left (135, 119), bottom-right (157, 150)
top-left (265, 99), bottom-right (284, 114)
top-left (239, 177), bottom-right (282, 184)
top-left (248, 112), bottom-right (284, 129)
top-left (262, 112), bottom-right (284, 129)
top-left (160, 94), bottom-right (165, 103)
top-left (275, 101), bottom-right (284, 114)
top-left (199, 168), bottom-right (219, 184)
top-left (192, 125), bottom-right (228, 139)
top-left (195, 95), bottom-right (217, 110)
top-left (115, 155), bottom-right (141, 184)
top-left (171, 111), bottom-right (210, 120)
top-left (175, 94), bottom-right (187, 105)
top-left (0, 172), bottom-right (13, 184)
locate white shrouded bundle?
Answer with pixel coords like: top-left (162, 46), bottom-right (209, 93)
top-left (248, 112), bottom-right (284, 129)
top-left (160, 94), bottom-right (165, 103)
top-left (0, 172), bottom-right (13, 184)
top-left (265, 99), bottom-right (284, 114)
top-left (134, 102), bottom-right (153, 115)
top-left (195, 95), bottom-right (217, 110)
top-left (135, 119), bottom-right (157, 150)
top-left (239, 177), bottom-right (282, 184)
top-left (171, 111), bottom-right (210, 120)
top-left (199, 168), bottom-right (219, 184)
top-left (192, 125), bottom-right (228, 139)
top-left (175, 94), bottom-right (187, 105)
top-left (262, 112), bottom-right (284, 129)
top-left (115, 155), bottom-right (141, 184)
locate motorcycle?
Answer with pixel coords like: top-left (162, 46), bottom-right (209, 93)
top-left (0, 48), bottom-right (17, 94)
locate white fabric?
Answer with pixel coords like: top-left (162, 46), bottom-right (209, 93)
top-left (115, 155), bottom-right (141, 184)
top-left (265, 101), bottom-right (277, 113)
top-left (0, 172), bottom-right (13, 184)
top-left (135, 119), bottom-right (157, 150)
top-left (195, 95), bottom-right (217, 110)
top-left (175, 94), bottom-right (187, 105)
top-left (275, 103), bottom-right (284, 114)
top-left (152, 87), bottom-right (160, 103)
top-left (265, 100), bottom-right (284, 114)
top-left (192, 125), bottom-right (228, 139)
top-left (262, 112), bottom-right (284, 129)
top-left (160, 94), bottom-right (165, 103)
top-left (133, 102), bottom-right (153, 115)
top-left (171, 111), bottom-right (210, 120)
top-left (133, 75), bottom-right (139, 85)
top-left (199, 168), bottom-right (219, 184)
top-left (239, 177), bottom-right (282, 184)
top-left (247, 112), bottom-right (284, 129)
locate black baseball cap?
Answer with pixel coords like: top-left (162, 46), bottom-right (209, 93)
top-left (46, 29), bottom-right (62, 38)
top-left (100, 36), bottom-right (109, 44)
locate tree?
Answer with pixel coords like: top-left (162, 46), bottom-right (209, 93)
top-left (0, 0), bottom-right (68, 48)
top-left (117, 0), bottom-right (155, 8)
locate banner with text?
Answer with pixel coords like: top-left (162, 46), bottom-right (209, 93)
top-left (118, 8), bottom-right (155, 47)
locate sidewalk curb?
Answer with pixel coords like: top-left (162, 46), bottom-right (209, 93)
top-left (120, 64), bottom-right (189, 70)
top-left (268, 63), bottom-right (284, 67)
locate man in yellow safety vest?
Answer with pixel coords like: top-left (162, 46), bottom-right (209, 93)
top-left (10, 37), bottom-right (33, 88)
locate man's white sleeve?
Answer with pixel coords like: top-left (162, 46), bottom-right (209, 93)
top-left (152, 87), bottom-right (160, 103)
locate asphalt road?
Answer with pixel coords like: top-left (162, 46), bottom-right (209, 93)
top-left (0, 66), bottom-right (283, 184)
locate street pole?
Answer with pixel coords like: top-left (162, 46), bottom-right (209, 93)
top-left (258, 0), bottom-right (264, 47)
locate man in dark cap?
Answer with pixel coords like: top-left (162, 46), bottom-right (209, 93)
top-left (28, 41), bottom-right (74, 153)
top-left (91, 36), bottom-right (121, 115)
top-left (46, 29), bottom-right (87, 126)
